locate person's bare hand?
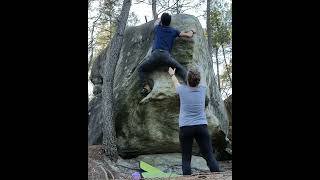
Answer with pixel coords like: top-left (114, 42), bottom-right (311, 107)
top-left (168, 67), bottom-right (176, 76)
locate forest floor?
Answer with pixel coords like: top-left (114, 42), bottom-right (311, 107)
top-left (88, 145), bottom-right (232, 180)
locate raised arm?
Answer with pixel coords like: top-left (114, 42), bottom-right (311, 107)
top-left (154, 18), bottom-right (161, 27)
top-left (168, 67), bottom-right (180, 89)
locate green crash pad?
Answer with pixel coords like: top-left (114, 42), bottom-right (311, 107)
top-left (142, 172), bottom-right (180, 178)
top-left (139, 161), bottom-right (181, 178)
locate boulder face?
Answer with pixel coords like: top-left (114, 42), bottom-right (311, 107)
top-left (89, 14), bottom-right (229, 157)
top-left (88, 94), bottom-right (103, 145)
top-left (224, 94), bottom-right (232, 140)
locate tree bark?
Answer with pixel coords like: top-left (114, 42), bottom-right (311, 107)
top-left (207, 0), bottom-right (213, 58)
top-left (152, 0), bottom-right (157, 19)
top-left (88, 26), bottom-right (95, 72)
top-left (176, 0), bottom-right (179, 14)
top-left (215, 48), bottom-right (221, 92)
top-left (102, 0), bottom-right (132, 162)
top-left (109, 15), bottom-right (112, 40)
top-left (222, 44), bottom-right (232, 86)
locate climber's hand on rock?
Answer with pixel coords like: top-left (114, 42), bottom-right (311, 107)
top-left (169, 67), bottom-right (180, 89)
top-left (168, 67), bottom-right (176, 76)
top-left (190, 28), bottom-right (196, 34)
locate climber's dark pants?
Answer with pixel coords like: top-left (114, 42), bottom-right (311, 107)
top-left (179, 124), bottom-right (220, 175)
top-left (138, 49), bottom-right (187, 88)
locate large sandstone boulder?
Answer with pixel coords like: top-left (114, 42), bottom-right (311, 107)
top-left (89, 14), bottom-right (229, 157)
top-left (224, 95), bottom-right (232, 125)
top-left (224, 94), bottom-right (232, 141)
top-left (88, 94), bottom-right (103, 145)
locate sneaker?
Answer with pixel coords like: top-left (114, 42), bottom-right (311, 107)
top-left (140, 88), bottom-right (151, 97)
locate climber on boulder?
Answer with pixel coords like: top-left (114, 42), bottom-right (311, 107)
top-left (138, 12), bottom-right (196, 96)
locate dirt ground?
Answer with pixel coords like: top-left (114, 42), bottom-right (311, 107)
top-left (88, 145), bottom-right (232, 180)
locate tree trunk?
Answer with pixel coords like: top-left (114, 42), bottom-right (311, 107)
top-left (102, 0), bottom-right (131, 162)
top-left (215, 48), bottom-right (221, 92)
top-left (152, 0), bottom-right (157, 19)
top-left (88, 48), bottom-right (94, 72)
top-left (176, 0), bottom-right (179, 14)
top-left (109, 15), bottom-right (112, 40)
top-left (207, 0), bottom-right (213, 59)
top-left (88, 26), bottom-right (95, 72)
top-left (222, 44), bottom-right (232, 86)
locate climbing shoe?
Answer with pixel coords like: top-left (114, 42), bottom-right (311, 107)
top-left (140, 88), bottom-right (151, 97)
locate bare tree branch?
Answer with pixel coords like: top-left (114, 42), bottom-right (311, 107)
top-left (134, 0), bottom-right (151, 5)
top-left (157, 6), bottom-right (164, 12)
top-left (92, 11), bottom-right (103, 25)
top-left (179, 1), bottom-right (193, 6)
top-left (88, 39), bottom-right (96, 48)
top-left (158, 0), bottom-right (180, 14)
top-left (157, 0), bottom-right (165, 9)
top-left (180, 7), bottom-right (194, 13)
top-left (88, 16), bottom-right (101, 20)
top-left (88, 9), bottom-right (103, 72)
top-left (157, 0), bottom-right (168, 12)
top-left (196, 13), bottom-right (205, 18)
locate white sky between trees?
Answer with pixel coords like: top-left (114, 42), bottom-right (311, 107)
top-left (88, 0), bottom-right (232, 100)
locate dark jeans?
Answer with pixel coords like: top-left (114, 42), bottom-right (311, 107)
top-left (179, 124), bottom-right (220, 175)
top-left (137, 49), bottom-right (188, 88)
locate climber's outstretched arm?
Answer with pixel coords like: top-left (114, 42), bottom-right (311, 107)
top-left (179, 29), bottom-right (196, 38)
top-left (154, 18), bottom-right (161, 27)
top-left (168, 67), bottom-right (180, 89)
